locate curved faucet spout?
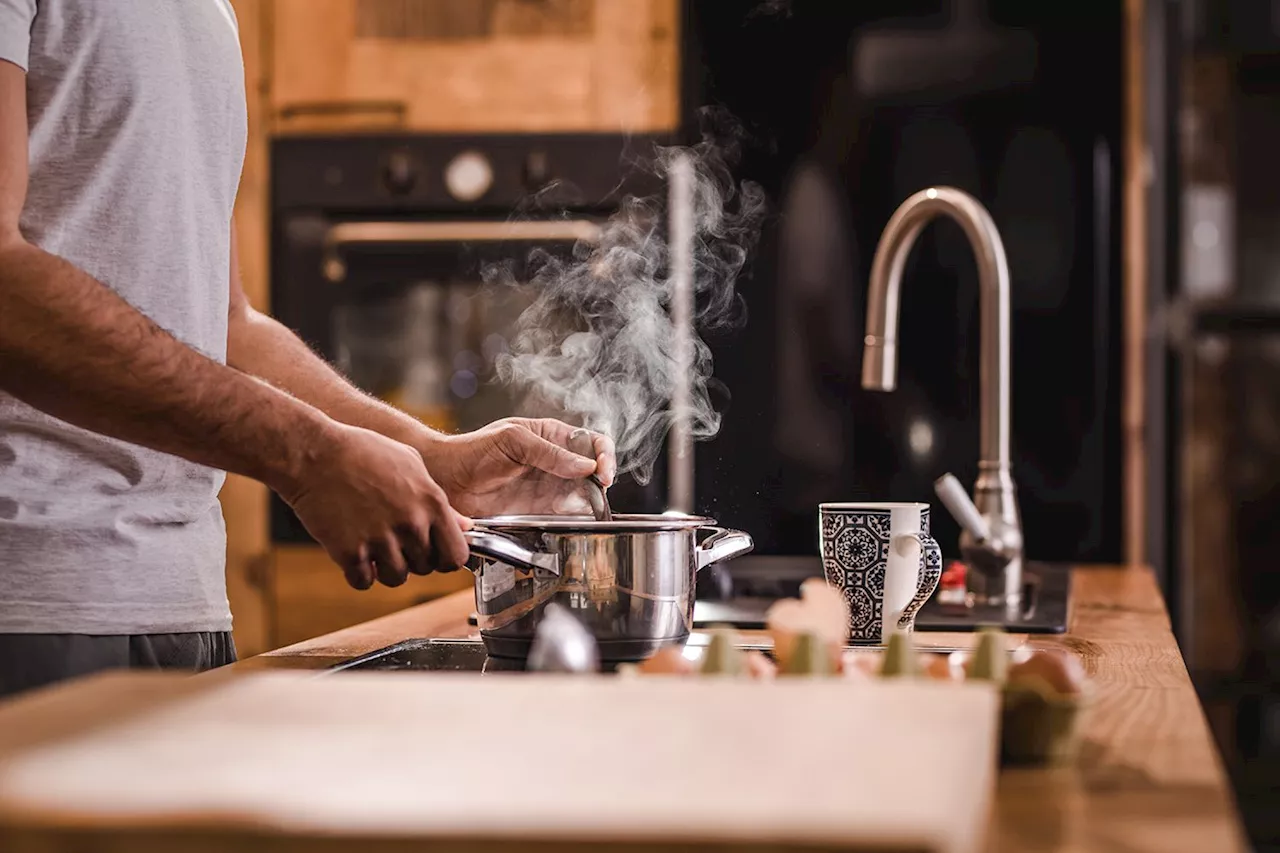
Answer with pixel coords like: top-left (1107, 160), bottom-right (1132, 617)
top-left (861, 186), bottom-right (1022, 608)
top-left (862, 186), bottom-right (1011, 472)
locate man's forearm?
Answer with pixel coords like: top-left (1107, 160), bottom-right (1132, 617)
top-left (227, 307), bottom-right (440, 450)
top-left (0, 241), bottom-right (337, 494)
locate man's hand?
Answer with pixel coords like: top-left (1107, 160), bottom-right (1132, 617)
top-left (278, 424), bottom-right (472, 590)
top-left (421, 418), bottom-right (617, 518)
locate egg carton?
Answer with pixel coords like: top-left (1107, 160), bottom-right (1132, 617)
top-left (621, 626), bottom-right (1090, 766)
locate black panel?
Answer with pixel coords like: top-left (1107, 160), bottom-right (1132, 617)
top-left (272, 133), bottom-right (673, 211)
top-left (687, 1), bottom-right (1124, 563)
top-left (1189, 0), bottom-right (1280, 53)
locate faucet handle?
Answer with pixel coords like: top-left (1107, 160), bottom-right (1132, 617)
top-left (934, 473), bottom-right (992, 543)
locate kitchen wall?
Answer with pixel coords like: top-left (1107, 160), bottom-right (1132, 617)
top-left (221, 0), bottom-right (680, 656)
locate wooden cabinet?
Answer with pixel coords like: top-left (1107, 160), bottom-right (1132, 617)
top-left (267, 547), bottom-right (472, 648)
top-left (266, 0), bottom-right (680, 133)
top-left (225, 0), bottom-right (274, 657)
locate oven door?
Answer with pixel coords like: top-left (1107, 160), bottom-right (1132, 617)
top-left (269, 212), bottom-right (669, 542)
top-left (277, 215), bottom-right (602, 432)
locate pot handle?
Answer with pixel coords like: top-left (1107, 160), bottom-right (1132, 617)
top-left (465, 530), bottom-right (560, 575)
top-left (696, 527), bottom-right (754, 571)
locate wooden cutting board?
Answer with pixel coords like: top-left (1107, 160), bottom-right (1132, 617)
top-left (0, 670), bottom-right (998, 853)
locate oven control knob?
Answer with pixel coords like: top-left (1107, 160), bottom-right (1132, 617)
top-left (383, 150), bottom-right (417, 195)
top-left (444, 150), bottom-right (493, 203)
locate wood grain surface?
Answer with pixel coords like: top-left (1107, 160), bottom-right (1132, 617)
top-left (0, 674), bottom-right (998, 853)
top-left (0, 568), bottom-right (1248, 853)
top-left (267, 0), bottom-right (679, 133)
top-left (989, 569), bottom-right (1247, 852)
top-left (1123, 0), bottom-right (1148, 568)
top-left (229, 567), bottom-right (1251, 853)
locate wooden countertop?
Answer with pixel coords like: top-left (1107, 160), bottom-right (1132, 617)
top-left (227, 565), bottom-right (1250, 853)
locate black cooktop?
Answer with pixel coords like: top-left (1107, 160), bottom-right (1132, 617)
top-left (331, 638), bottom-right (524, 673)
top-left (692, 557), bottom-right (1071, 635)
top-left (328, 635), bottom-right (772, 674)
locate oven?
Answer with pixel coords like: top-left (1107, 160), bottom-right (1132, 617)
top-left (268, 133), bottom-right (674, 544)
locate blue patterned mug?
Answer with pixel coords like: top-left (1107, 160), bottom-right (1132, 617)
top-left (818, 502), bottom-right (943, 644)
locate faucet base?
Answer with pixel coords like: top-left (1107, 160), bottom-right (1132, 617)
top-left (960, 473), bottom-right (1024, 612)
top-left (967, 555), bottom-right (1023, 615)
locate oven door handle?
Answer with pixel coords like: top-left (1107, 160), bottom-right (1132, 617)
top-left (321, 220), bottom-right (602, 282)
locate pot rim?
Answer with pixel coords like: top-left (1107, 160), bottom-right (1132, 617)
top-left (470, 512), bottom-right (717, 532)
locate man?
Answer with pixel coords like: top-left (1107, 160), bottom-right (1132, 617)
top-left (0, 1), bottom-right (613, 697)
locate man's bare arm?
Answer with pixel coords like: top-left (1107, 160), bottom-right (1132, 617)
top-left (0, 61), bottom-right (472, 583)
top-left (225, 235), bottom-right (613, 503)
top-left (0, 62), bottom-right (338, 497)
top-left (224, 235), bottom-right (439, 453)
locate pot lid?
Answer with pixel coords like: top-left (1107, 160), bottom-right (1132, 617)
top-left (469, 512), bottom-right (716, 532)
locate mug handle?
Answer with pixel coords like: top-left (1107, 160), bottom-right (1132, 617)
top-left (895, 533), bottom-right (942, 631)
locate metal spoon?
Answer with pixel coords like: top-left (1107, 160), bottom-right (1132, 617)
top-left (568, 428), bottom-right (612, 521)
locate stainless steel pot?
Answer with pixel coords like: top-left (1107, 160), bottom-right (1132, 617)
top-left (463, 514), bottom-right (754, 661)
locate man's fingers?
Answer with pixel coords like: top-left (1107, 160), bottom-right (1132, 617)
top-left (430, 512), bottom-right (471, 573)
top-left (369, 533), bottom-right (409, 587)
top-left (499, 426), bottom-right (597, 479)
top-left (591, 432), bottom-right (618, 487)
top-left (530, 419), bottom-right (617, 484)
top-left (342, 544), bottom-right (375, 591)
top-left (398, 524), bottom-right (433, 576)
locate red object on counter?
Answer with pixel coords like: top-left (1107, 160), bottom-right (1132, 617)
top-left (937, 561), bottom-right (969, 608)
top-left (941, 561), bottom-right (967, 588)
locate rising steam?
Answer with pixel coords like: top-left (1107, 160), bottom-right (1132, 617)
top-left (492, 113), bottom-right (766, 485)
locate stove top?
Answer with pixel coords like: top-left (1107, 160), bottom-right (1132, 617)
top-left (693, 557), bottom-right (1072, 634)
top-left (324, 633), bottom-right (999, 675)
top-left (456, 558), bottom-right (1071, 635)
top-left (327, 635), bottom-right (771, 674)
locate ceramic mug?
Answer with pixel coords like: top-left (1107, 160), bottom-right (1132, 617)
top-left (818, 502), bottom-right (943, 643)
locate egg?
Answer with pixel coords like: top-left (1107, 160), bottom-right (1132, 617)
top-left (840, 651), bottom-right (880, 679)
top-left (922, 652), bottom-right (962, 682)
top-left (1007, 650), bottom-right (1087, 696)
top-left (638, 646), bottom-right (696, 676)
top-left (798, 578), bottom-right (852, 644)
top-left (766, 580), bottom-right (850, 670)
top-left (744, 650), bottom-right (777, 680)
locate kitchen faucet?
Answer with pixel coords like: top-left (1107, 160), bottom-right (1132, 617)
top-left (861, 187), bottom-right (1023, 608)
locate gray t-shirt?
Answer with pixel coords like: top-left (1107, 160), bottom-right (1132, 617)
top-left (0, 1), bottom-right (247, 633)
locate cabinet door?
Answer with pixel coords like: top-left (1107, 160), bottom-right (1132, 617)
top-left (225, 0), bottom-right (273, 658)
top-left (268, 0), bottom-right (679, 133)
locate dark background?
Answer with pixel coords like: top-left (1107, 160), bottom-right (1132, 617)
top-left (676, 1), bottom-right (1126, 567)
